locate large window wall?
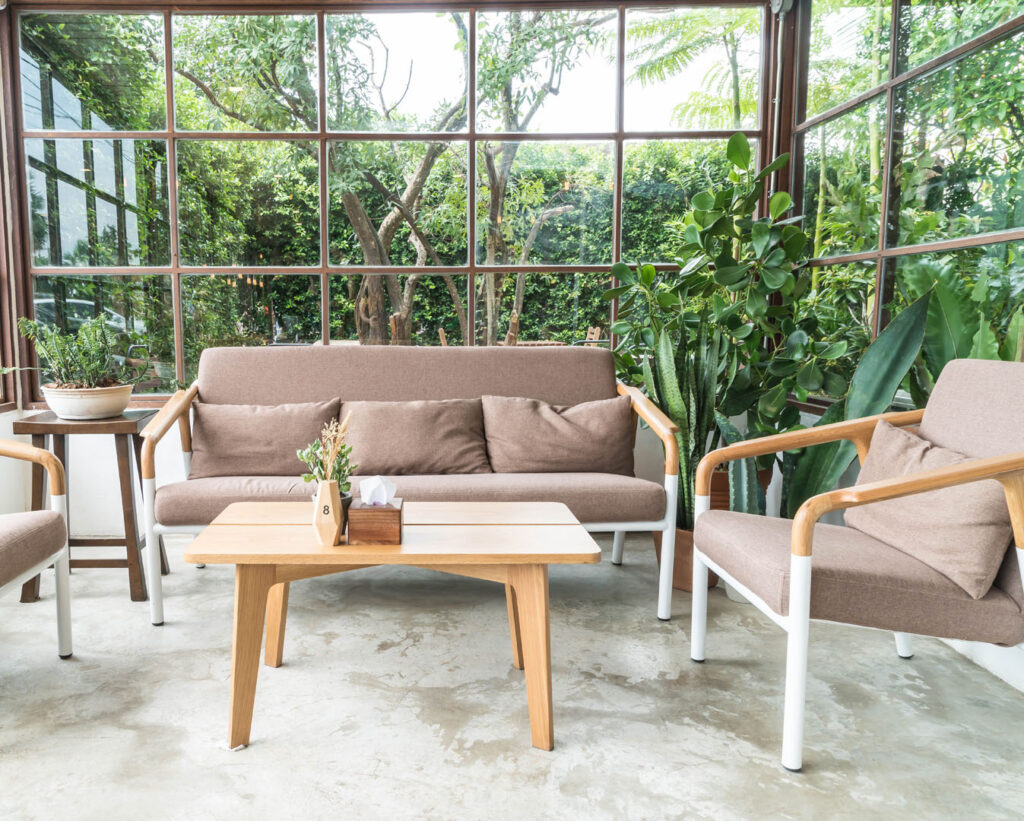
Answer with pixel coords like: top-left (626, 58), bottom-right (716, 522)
top-left (794, 0), bottom-right (1024, 364)
top-left (6, 3), bottom-right (767, 395)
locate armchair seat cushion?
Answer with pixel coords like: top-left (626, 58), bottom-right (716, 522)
top-left (155, 473), bottom-right (665, 526)
top-left (0, 511), bottom-right (66, 588)
top-left (695, 510), bottom-right (1024, 646)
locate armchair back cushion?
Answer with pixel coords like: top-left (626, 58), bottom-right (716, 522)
top-left (189, 399), bottom-right (341, 479)
top-left (845, 421), bottom-right (1012, 599)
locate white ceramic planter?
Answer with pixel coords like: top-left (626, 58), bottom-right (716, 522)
top-left (42, 383), bottom-right (134, 420)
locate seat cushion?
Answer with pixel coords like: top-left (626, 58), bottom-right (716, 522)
top-left (481, 395), bottom-right (635, 475)
top-left (0, 511), bottom-right (66, 588)
top-left (342, 399), bottom-right (491, 475)
top-left (155, 473), bottom-right (665, 526)
top-left (845, 421), bottom-right (1012, 599)
top-left (695, 510), bottom-right (1024, 646)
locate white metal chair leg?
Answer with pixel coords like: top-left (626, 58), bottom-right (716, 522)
top-left (690, 495), bottom-right (711, 662)
top-left (611, 531), bottom-right (625, 565)
top-left (656, 474), bottom-right (679, 621)
top-left (143, 478), bottom-right (163, 625)
top-left (781, 554), bottom-right (812, 772)
top-left (51, 494), bottom-right (72, 659)
top-left (894, 632), bottom-right (914, 659)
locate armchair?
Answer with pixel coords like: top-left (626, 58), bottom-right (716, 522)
top-left (689, 360), bottom-right (1024, 772)
top-left (0, 439), bottom-right (72, 658)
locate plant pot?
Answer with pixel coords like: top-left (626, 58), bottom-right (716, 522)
top-left (41, 383), bottom-right (134, 421)
top-left (312, 480), bottom-right (352, 546)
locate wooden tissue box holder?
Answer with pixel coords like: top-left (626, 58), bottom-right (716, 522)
top-left (347, 498), bottom-right (403, 545)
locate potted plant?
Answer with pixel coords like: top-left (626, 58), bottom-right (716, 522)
top-left (5, 316), bottom-right (145, 420)
top-left (298, 414), bottom-right (356, 546)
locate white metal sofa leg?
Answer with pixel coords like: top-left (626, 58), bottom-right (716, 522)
top-left (656, 474), bottom-right (679, 621)
top-left (51, 493), bottom-right (72, 659)
top-left (611, 531), bottom-right (625, 565)
top-left (690, 494), bottom-right (711, 662)
top-left (781, 554), bottom-right (812, 772)
top-left (894, 632), bottom-right (914, 659)
top-left (143, 478), bottom-right (163, 625)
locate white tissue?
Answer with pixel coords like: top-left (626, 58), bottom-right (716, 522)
top-left (360, 475), bottom-right (397, 506)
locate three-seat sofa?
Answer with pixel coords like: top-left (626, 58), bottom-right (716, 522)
top-left (139, 346), bottom-right (680, 625)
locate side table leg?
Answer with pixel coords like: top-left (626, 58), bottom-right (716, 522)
top-left (508, 564), bottom-right (552, 751)
top-left (230, 565), bottom-right (275, 749)
top-left (20, 434), bottom-right (47, 602)
top-left (116, 434), bottom-right (148, 601)
top-left (505, 583), bottom-right (524, 670)
top-left (264, 582), bottom-right (290, 668)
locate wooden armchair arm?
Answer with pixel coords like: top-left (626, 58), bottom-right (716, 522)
top-left (695, 409), bottom-right (925, 495)
top-left (617, 381), bottom-right (680, 475)
top-left (140, 382), bottom-right (199, 480)
top-left (0, 439), bottom-right (65, 495)
top-left (792, 451), bottom-right (1024, 557)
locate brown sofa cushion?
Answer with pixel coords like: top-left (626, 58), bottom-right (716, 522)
top-left (695, 510), bottom-right (1024, 646)
top-left (154, 473), bottom-right (665, 526)
top-left (845, 421), bottom-right (1012, 599)
top-left (0, 510), bottom-right (66, 588)
top-left (482, 395), bottom-right (634, 475)
top-left (341, 399), bottom-right (491, 476)
top-left (189, 399), bottom-right (340, 479)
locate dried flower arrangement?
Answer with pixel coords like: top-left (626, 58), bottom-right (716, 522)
top-left (297, 412), bottom-right (356, 493)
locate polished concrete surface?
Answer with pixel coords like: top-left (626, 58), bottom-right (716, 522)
top-left (2, 534), bottom-right (1023, 819)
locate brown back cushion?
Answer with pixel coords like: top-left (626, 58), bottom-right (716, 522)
top-left (481, 395), bottom-right (634, 475)
top-left (845, 421), bottom-right (1013, 599)
top-left (190, 399), bottom-right (340, 479)
top-left (342, 399), bottom-right (491, 476)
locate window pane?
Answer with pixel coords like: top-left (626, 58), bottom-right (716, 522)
top-left (176, 140), bottom-right (319, 266)
top-left (31, 274), bottom-right (176, 393)
top-left (326, 13), bottom-right (467, 132)
top-left (800, 96), bottom-right (886, 258)
top-left (474, 272), bottom-right (610, 347)
top-left (25, 138), bottom-right (170, 266)
top-left (173, 15), bottom-right (318, 132)
top-left (625, 7), bottom-right (762, 130)
top-left (181, 274), bottom-right (321, 380)
top-left (328, 141), bottom-right (467, 266)
top-left (622, 140), bottom-right (729, 262)
top-left (803, 1), bottom-right (891, 119)
top-left (19, 13), bottom-right (166, 131)
top-left (476, 141), bottom-right (613, 266)
top-left (329, 274), bottom-right (468, 345)
top-left (890, 31), bottom-right (1024, 247)
top-left (897, 1), bottom-right (1024, 73)
top-left (476, 10), bottom-right (617, 133)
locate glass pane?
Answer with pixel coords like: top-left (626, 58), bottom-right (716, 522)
top-left (181, 274), bottom-right (321, 380)
top-left (176, 140), bottom-right (319, 266)
top-left (31, 274), bottom-right (176, 393)
top-left (25, 138), bottom-right (170, 266)
top-left (625, 7), bottom-right (763, 130)
top-left (173, 15), bottom-right (318, 132)
top-left (803, 1), bottom-right (891, 119)
top-left (476, 10), bottom-right (617, 133)
top-left (474, 272), bottom-right (610, 347)
top-left (19, 13), bottom-right (166, 131)
top-left (328, 141), bottom-right (467, 266)
top-left (622, 140), bottom-right (729, 262)
top-left (329, 274), bottom-right (468, 345)
top-left (800, 96), bottom-right (886, 258)
top-left (897, 1), bottom-right (1024, 73)
top-left (326, 13), bottom-right (467, 132)
top-left (890, 31), bottom-right (1024, 247)
top-left (476, 141), bottom-right (613, 265)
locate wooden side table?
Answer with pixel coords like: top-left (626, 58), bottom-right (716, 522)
top-left (14, 409), bottom-right (169, 603)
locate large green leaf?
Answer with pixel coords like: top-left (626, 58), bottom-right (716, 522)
top-left (727, 132), bottom-right (751, 171)
top-left (921, 278), bottom-right (977, 378)
top-left (969, 314), bottom-right (1001, 360)
top-left (1003, 307), bottom-right (1024, 362)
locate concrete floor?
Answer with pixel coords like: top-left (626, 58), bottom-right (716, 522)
top-left (2, 534), bottom-right (1023, 820)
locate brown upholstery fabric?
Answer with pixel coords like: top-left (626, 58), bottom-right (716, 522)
top-left (695, 510), bottom-right (1024, 646)
top-left (482, 395), bottom-right (634, 475)
top-left (342, 399), bottom-right (490, 475)
top-left (845, 421), bottom-right (1012, 599)
top-left (189, 399), bottom-right (340, 479)
top-left (0, 511), bottom-right (66, 588)
top-left (155, 473), bottom-right (665, 526)
top-left (196, 346), bottom-right (617, 406)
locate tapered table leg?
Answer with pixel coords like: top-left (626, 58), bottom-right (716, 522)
top-left (508, 564), bottom-right (552, 751)
top-left (229, 565), bottom-right (275, 749)
top-left (115, 434), bottom-right (147, 601)
top-left (20, 435), bottom-right (47, 602)
top-left (505, 582), bottom-right (524, 670)
top-left (264, 582), bottom-right (290, 668)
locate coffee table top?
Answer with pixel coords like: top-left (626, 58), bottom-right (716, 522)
top-left (185, 501), bottom-right (601, 567)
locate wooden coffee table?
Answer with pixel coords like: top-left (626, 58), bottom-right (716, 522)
top-left (185, 501), bottom-right (601, 751)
